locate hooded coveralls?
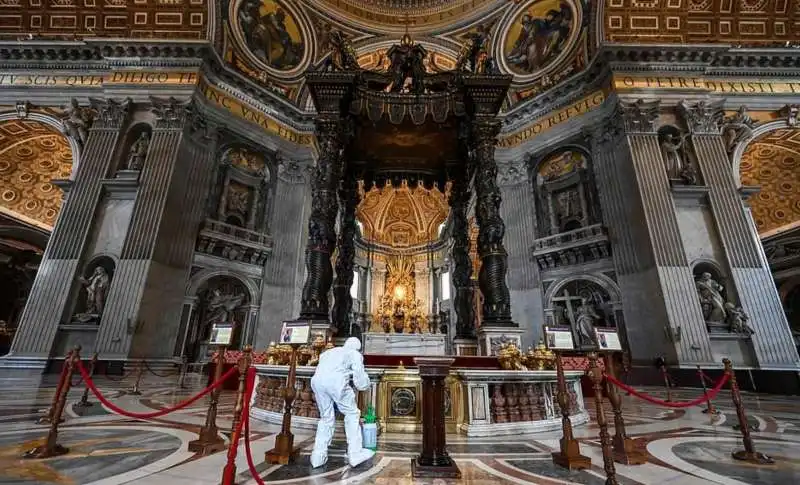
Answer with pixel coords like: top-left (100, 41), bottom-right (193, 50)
top-left (310, 337), bottom-right (375, 468)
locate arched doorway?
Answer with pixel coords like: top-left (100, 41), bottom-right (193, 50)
top-left (0, 117), bottom-right (74, 354)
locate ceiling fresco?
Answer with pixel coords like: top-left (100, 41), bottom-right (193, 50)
top-left (740, 128), bottom-right (800, 238)
top-left (0, 120), bottom-right (72, 231)
top-left (356, 182), bottom-right (449, 248)
top-left (219, 0), bottom-right (591, 107)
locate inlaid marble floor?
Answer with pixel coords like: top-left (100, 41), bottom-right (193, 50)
top-left (0, 368), bottom-right (798, 484)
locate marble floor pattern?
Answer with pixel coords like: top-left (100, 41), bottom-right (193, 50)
top-left (0, 369), bottom-right (798, 484)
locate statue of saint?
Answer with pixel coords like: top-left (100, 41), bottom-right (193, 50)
top-left (204, 289), bottom-right (245, 326)
top-left (126, 132), bottom-right (150, 170)
top-left (723, 106), bottom-right (754, 155)
top-left (79, 266), bottom-right (110, 316)
top-left (62, 99), bottom-right (91, 147)
top-left (574, 298), bottom-right (600, 347)
top-left (695, 272), bottom-right (727, 322)
top-left (660, 132), bottom-right (689, 177)
top-left (725, 303), bottom-right (754, 335)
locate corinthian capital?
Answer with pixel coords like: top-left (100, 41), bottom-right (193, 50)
top-left (617, 99), bottom-right (660, 134)
top-left (678, 99), bottom-right (724, 134)
top-left (89, 97), bottom-right (131, 129)
top-left (150, 96), bottom-right (192, 130)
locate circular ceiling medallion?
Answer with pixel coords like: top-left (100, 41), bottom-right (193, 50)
top-left (496, 0), bottom-right (582, 83)
top-left (231, 0), bottom-right (313, 78)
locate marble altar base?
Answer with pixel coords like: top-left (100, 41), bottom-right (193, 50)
top-left (364, 333), bottom-right (446, 356)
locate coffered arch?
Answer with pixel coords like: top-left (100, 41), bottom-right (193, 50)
top-left (0, 118), bottom-right (73, 231)
top-left (739, 127), bottom-right (800, 238)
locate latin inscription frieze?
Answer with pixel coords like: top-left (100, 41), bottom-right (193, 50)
top-left (614, 75), bottom-right (800, 95)
top-left (498, 91), bottom-right (606, 148)
top-left (0, 71), bottom-right (199, 88)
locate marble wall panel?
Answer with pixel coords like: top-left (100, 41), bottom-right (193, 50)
top-left (256, 178), bottom-right (308, 347)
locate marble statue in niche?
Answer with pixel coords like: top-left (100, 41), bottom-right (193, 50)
top-left (72, 266), bottom-right (111, 323)
top-left (695, 272), bottom-right (727, 323)
top-left (61, 98), bottom-right (92, 148)
top-left (724, 303), bottom-right (754, 335)
top-left (574, 298), bottom-right (600, 347)
top-left (204, 289), bottom-right (246, 326)
top-left (658, 126), bottom-right (697, 185)
top-left (550, 279), bottom-right (616, 349)
top-left (126, 132), bottom-right (150, 171)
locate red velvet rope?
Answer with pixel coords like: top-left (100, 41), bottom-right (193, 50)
top-left (76, 359), bottom-right (237, 419)
top-left (605, 371), bottom-right (730, 408)
top-left (242, 367), bottom-right (268, 485)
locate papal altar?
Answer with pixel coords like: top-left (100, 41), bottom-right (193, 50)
top-left (363, 333), bottom-right (447, 356)
top-left (250, 360), bottom-right (588, 437)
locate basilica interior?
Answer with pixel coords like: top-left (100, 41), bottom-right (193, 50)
top-left (0, 0), bottom-right (799, 484)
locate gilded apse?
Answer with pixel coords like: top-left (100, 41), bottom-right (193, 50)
top-left (740, 128), bottom-right (800, 237)
top-left (0, 120), bottom-right (71, 231)
top-left (356, 182), bottom-right (448, 248)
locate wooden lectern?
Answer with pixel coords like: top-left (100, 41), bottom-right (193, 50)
top-left (411, 357), bottom-right (461, 479)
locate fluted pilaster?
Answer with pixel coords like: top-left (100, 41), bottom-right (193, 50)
top-left (9, 99), bottom-right (129, 360)
top-left (96, 99), bottom-right (195, 358)
top-left (680, 101), bottom-right (799, 367)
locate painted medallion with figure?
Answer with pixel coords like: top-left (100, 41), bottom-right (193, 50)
top-left (502, 0), bottom-right (576, 76)
top-left (237, 0), bottom-right (306, 71)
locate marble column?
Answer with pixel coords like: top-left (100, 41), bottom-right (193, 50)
top-left (450, 170), bottom-right (475, 338)
top-left (300, 118), bottom-right (346, 322)
top-left (5, 99), bottom-right (130, 366)
top-left (680, 101), bottom-right (800, 368)
top-left (97, 99), bottom-right (214, 360)
top-left (612, 100), bottom-right (712, 364)
top-left (331, 170), bottom-right (359, 337)
top-left (472, 118), bottom-right (514, 327)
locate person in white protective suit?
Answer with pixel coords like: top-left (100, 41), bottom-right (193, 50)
top-left (310, 337), bottom-right (375, 468)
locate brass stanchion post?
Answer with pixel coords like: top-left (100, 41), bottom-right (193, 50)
top-left (551, 351), bottom-right (590, 470)
top-left (660, 364), bottom-right (673, 402)
top-left (588, 352), bottom-right (618, 485)
top-left (724, 358), bottom-right (774, 465)
top-left (25, 346), bottom-right (81, 459)
top-left (221, 346), bottom-right (252, 485)
top-left (188, 347), bottom-right (226, 454)
top-left (75, 352), bottom-right (98, 408)
top-left (697, 365), bottom-right (718, 416)
top-left (605, 354), bottom-right (646, 465)
top-left (38, 349), bottom-right (73, 424)
top-left (266, 344), bottom-right (300, 464)
top-left (130, 360), bottom-right (144, 395)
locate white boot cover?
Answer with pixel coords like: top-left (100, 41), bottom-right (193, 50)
top-left (310, 450), bottom-right (328, 468)
top-left (348, 448), bottom-right (375, 467)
